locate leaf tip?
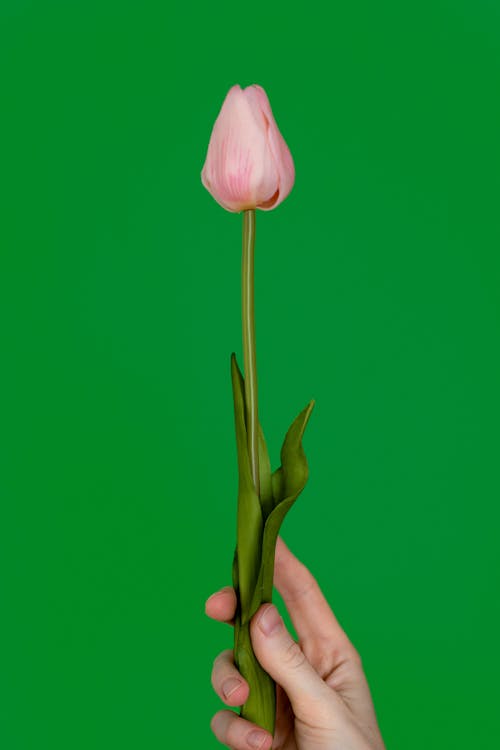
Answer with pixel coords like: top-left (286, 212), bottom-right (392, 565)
top-left (230, 352), bottom-right (239, 378)
top-left (293, 399), bottom-right (315, 445)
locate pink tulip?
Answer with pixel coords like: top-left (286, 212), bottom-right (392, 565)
top-left (201, 84), bottom-right (295, 212)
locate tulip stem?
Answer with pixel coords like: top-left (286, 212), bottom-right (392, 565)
top-left (242, 209), bottom-right (260, 497)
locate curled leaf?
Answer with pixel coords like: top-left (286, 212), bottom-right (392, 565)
top-left (250, 400), bottom-right (315, 615)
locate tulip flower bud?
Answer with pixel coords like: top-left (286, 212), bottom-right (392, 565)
top-left (201, 84), bottom-right (295, 212)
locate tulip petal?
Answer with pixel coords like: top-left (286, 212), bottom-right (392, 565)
top-left (247, 85), bottom-right (295, 210)
top-left (201, 85), bottom-right (279, 212)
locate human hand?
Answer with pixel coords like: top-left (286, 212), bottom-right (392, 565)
top-left (205, 536), bottom-right (386, 750)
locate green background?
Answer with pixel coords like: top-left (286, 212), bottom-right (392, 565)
top-left (1, 1), bottom-right (499, 748)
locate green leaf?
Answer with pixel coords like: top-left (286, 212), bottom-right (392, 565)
top-left (249, 399), bottom-right (315, 615)
top-left (230, 353), bottom-right (263, 621)
top-left (258, 422), bottom-right (273, 519)
top-left (231, 354), bottom-right (273, 520)
top-left (235, 622), bottom-right (276, 735)
top-left (272, 399), bottom-right (315, 506)
top-left (231, 545), bottom-right (239, 595)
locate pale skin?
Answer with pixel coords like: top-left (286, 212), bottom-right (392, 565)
top-left (205, 536), bottom-right (386, 750)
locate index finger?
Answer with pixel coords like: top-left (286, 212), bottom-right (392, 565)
top-left (273, 536), bottom-right (353, 652)
top-left (204, 540), bottom-right (353, 660)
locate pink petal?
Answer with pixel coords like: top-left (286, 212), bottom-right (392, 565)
top-left (201, 85), bottom-right (279, 212)
top-left (246, 85), bottom-right (295, 210)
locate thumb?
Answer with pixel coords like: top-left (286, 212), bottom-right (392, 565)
top-left (250, 604), bottom-right (335, 720)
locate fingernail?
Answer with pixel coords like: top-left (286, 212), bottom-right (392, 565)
top-left (247, 730), bottom-right (268, 748)
top-left (222, 677), bottom-right (242, 699)
top-left (257, 605), bottom-right (283, 636)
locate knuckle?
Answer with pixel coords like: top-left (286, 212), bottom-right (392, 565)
top-left (210, 709), bottom-right (233, 743)
top-left (347, 645), bottom-right (363, 668)
top-left (335, 632), bottom-right (363, 667)
top-left (210, 649), bottom-right (240, 699)
top-left (282, 638), bottom-right (307, 670)
top-left (212, 648), bottom-right (233, 670)
top-left (209, 711), bottom-right (223, 736)
top-left (221, 711), bottom-right (240, 745)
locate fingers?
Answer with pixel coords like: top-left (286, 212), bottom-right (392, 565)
top-left (204, 538), bottom-right (358, 683)
top-left (205, 586), bottom-right (237, 625)
top-left (274, 536), bottom-right (353, 652)
top-left (211, 709), bottom-right (273, 750)
top-left (208, 611), bottom-right (273, 750)
top-left (211, 649), bottom-right (249, 707)
top-left (250, 603), bottom-right (341, 724)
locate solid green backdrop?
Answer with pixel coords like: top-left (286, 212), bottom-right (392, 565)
top-left (1, 1), bottom-right (499, 748)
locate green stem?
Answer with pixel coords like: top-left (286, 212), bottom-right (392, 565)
top-left (236, 210), bottom-right (276, 735)
top-left (242, 209), bottom-right (260, 497)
